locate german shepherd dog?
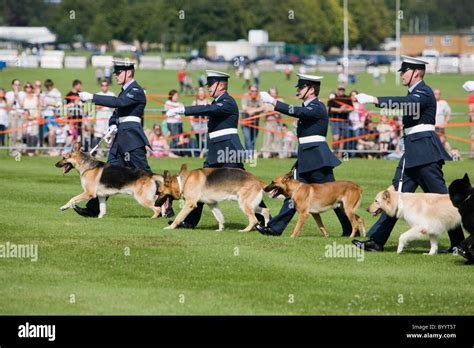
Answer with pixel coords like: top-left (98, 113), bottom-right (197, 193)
top-left (368, 186), bottom-right (462, 255)
top-left (156, 164), bottom-right (270, 232)
top-left (55, 141), bottom-right (163, 218)
top-left (264, 172), bottom-right (366, 238)
top-left (449, 173), bottom-right (474, 262)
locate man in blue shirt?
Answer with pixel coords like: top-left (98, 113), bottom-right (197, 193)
top-left (166, 70), bottom-right (267, 228)
top-left (255, 74), bottom-right (353, 237)
top-left (352, 56), bottom-right (465, 254)
top-left (74, 60), bottom-right (152, 217)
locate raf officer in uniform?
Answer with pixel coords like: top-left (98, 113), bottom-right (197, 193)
top-left (166, 70), bottom-right (266, 228)
top-left (74, 60), bottom-right (153, 217)
top-left (255, 74), bottom-right (353, 236)
top-left (353, 56), bottom-right (465, 253)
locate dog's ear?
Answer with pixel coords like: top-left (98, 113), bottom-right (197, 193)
top-left (382, 190), bottom-right (391, 202)
top-left (163, 170), bottom-right (171, 183)
top-left (179, 163), bottom-right (188, 175)
top-left (463, 173), bottom-right (471, 185)
top-left (73, 140), bottom-right (81, 152)
top-left (282, 172), bottom-right (293, 183)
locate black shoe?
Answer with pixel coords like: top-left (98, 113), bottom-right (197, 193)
top-left (439, 246), bottom-right (464, 255)
top-left (167, 221), bottom-right (195, 229)
top-left (255, 223), bottom-right (281, 236)
top-left (256, 213), bottom-right (266, 226)
top-left (352, 239), bottom-right (384, 252)
top-left (73, 206), bottom-right (98, 218)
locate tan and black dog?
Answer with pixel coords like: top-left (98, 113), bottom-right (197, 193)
top-left (157, 164), bottom-right (270, 232)
top-left (55, 141), bottom-right (163, 218)
top-left (265, 172), bottom-right (366, 238)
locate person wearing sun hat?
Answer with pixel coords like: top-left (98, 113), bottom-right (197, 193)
top-left (255, 73), bottom-right (353, 237)
top-left (352, 56), bottom-right (466, 255)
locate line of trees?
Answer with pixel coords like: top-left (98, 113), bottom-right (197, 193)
top-left (1, 0), bottom-right (473, 52)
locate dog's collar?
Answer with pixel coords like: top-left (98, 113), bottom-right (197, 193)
top-left (176, 175), bottom-right (184, 196)
top-left (394, 191), bottom-right (403, 219)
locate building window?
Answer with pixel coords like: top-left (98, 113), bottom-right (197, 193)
top-left (467, 35), bottom-right (474, 46)
top-left (425, 36), bottom-right (434, 46)
top-left (441, 35), bottom-right (452, 46)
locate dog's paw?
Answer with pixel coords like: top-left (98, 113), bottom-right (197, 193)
top-left (164, 225), bottom-right (174, 230)
top-left (60, 204), bottom-right (70, 211)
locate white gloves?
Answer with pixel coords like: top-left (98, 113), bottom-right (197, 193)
top-left (107, 125), bottom-right (117, 134)
top-left (355, 93), bottom-right (376, 104)
top-left (259, 91), bottom-right (275, 104)
top-left (78, 92), bottom-right (93, 101)
top-left (166, 106), bottom-right (185, 117)
top-left (104, 125), bottom-right (117, 144)
top-left (463, 81), bottom-right (474, 92)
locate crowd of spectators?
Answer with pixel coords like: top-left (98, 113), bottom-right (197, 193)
top-left (0, 75), bottom-right (465, 161)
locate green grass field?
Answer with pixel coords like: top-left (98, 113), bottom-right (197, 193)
top-left (0, 67), bottom-right (473, 315)
top-left (0, 155), bottom-right (473, 315)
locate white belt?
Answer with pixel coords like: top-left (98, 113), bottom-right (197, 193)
top-left (119, 116), bottom-right (141, 123)
top-left (404, 124), bottom-right (435, 136)
top-left (209, 128), bottom-right (238, 139)
top-left (298, 135), bottom-right (326, 144)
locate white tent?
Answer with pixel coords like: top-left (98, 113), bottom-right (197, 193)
top-left (0, 26), bottom-right (56, 44)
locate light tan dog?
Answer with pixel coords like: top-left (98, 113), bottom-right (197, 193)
top-left (157, 164), bottom-right (270, 232)
top-left (264, 172), bottom-right (366, 238)
top-left (367, 186), bottom-right (462, 255)
top-left (55, 141), bottom-right (163, 218)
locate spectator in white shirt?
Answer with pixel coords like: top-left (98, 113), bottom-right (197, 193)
top-left (42, 79), bottom-right (62, 148)
top-left (434, 88), bottom-right (451, 134)
top-left (190, 87), bottom-right (210, 155)
top-left (164, 89), bottom-right (184, 149)
top-left (242, 66), bottom-right (251, 89)
top-left (0, 88), bottom-right (8, 146)
top-left (5, 79), bottom-right (25, 147)
top-left (92, 80), bottom-right (115, 150)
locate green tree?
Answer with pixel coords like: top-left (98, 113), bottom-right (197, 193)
top-left (350, 0), bottom-right (392, 49)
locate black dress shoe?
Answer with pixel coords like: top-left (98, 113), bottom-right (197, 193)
top-left (256, 213), bottom-right (266, 226)
top-left (167, 221), bottom-right (195, 229)
top-left (439, 246), bottom-right (464, 254)
top-left (352, 239), bottom-right (384, 252)
top-left (73, 206), bottom-right (98, 218)
top-left (255, 223), bottom-right (281, 236)
top-left (440, 246), bottom-right (472, 261)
